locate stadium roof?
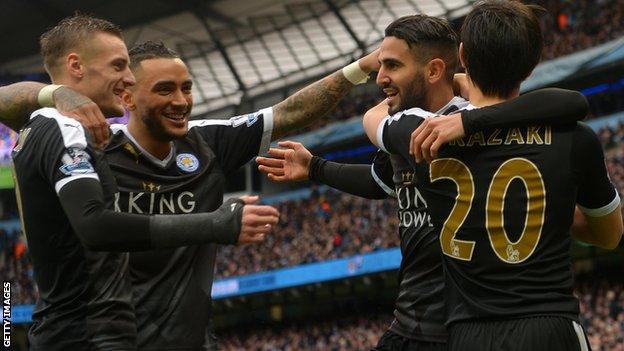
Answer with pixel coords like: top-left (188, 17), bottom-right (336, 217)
top-left (0, 0), bottom-right (472, 116)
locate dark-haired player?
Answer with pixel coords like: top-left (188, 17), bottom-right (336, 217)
top-left (12, 16), bottom-right (279, 351)
top-left (365, 1), bottom-right (622, 350)
top-left (108, 39), bottom-right (387, 350)
top-left (260, 13), bottom-right (589, 351)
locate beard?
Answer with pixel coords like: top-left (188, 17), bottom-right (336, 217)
top-left (388, 73), bottom-right (428, 115)
top-left (142, 114), bottom-right (179, 142)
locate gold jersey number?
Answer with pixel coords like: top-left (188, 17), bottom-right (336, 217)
top-left (430, 158), bottom-right (545, 264)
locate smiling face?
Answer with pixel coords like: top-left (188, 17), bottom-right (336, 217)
top-left (77, 32), bottom-right (136, 116)
top-left (376, 36), bottom-right (428, 115)
top-left (123, 57), bottom-right (193, 141)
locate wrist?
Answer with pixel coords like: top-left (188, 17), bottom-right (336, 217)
top-left (37, 84), bottom-right (64, 107)
top-left (308, 156), bottom-right (326, 181)
top-left (342, 60), bottom-right (369, 85)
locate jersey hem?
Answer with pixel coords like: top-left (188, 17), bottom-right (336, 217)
top-left (388, 320), bottom-right (447, 343)
top-left (446, 312), bottom-right (580, 327)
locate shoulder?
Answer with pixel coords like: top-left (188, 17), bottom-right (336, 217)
top-left (109, 123), bottom-right (126, 135)
top-left (30, 107), bottom-right (88, 148)
top-left (385, 107), bottom-right (435, 126)
top-left (188, 118), bottom-right (232, 130)
top-left (573, 122), bottom-right (600, 143)
top-left (188, 107), bottom-right (272, 130)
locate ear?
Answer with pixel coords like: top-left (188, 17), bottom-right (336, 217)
top-left (459, 43), bottom-right (467, 70)
top-left (66, 53), bottom-right (83, 79)
top-left (121, 89), bottom-right (135, 111)
top-left (426, 58), bottom-right (446, 84)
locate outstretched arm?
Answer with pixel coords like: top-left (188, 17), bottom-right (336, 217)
top-left (271, 49), bottom-right (379, 139)
top-left (0, 82), bottom-right (110, 146)
top-left (256, 141), bottom-right (388, 199)
top-left (59, 180), bottom-right (278, 251)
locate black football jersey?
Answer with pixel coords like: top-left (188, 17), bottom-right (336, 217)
top-left (370, 150), bottom-right (396, 198)
top-left (11, 108), bottom-right (136, 351)
top-left (377, 97), bottom-right (468, 341)
top-left (379, 103), bottom-right (619, 326)
top-left (106, 108), bottom-right (273, 350)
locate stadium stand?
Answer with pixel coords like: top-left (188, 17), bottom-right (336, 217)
top-left (533, 0), bottom-right (624, 60)
top-left (216, 264), bottom-right (624, 350)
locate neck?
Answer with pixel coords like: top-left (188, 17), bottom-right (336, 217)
top-left (127, 114), bottom-right (172, 160)
top-left (426, 84), bottom-right (455, 113)
top-left (468, 79), bottom-right (519, 107)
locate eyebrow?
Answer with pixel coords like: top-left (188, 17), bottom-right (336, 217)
top-left (152, 80), bottom-right (193, 89)
top-left (380, 57), bottom-right (402, 66)
top-left (112, 57), bottom-right (128, 66)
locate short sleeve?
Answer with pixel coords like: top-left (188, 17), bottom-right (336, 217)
top-left (574, 123), bottom-right (620, 217)
top-left (33, 109), bottom-right (100, 194)
top-left (377, 108), bottom-right (432, 160)
top-left (188, 107), bottom-right (274, 173)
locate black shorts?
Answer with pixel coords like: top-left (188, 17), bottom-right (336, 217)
top-left (448, 316), bottom-right (590, 351)
top-left (372, 330), bottom-right (447, 351)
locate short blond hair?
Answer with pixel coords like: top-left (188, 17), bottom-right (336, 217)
top-left (40, 14), bottom-right (123, 74)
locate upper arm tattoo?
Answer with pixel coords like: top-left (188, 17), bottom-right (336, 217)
top-left (272, 70), bottom-right (354, 139)
top-left (0, 82), bottom-right (46, 131)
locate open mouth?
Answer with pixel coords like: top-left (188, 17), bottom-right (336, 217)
top-left (163, 113), bottom-right (187, 122)
top-left (383, 88), bottom-right (398, 102)
top-left (383, 88), bottom-right (398, 97)
top-left (113, 89), bottom-right (124, 100)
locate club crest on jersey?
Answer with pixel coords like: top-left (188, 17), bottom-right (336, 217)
top-left (59, 147), bottom-right (95, 175)
top-left (176, 153), bottom-right (199, 172)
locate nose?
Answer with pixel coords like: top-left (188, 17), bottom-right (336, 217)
top-left (171, 89), bottom-right (189, 108)
top-left (376, 67), bottom-right (389, 87)
top-left (123, 67), bottom-right (136, 87)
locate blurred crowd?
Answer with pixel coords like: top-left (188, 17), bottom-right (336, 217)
top-left (579, 280), bottom-right (624, 350)
top-left (217, 277), bottom-right (624, 350)
top-left (219, 314), bottom-right (391, 351)
top-left (216, 189), bottom-right (399, 277)
top-left (533, 0), bottom-right (624, 60)
top-left (0, 228), bottom-right (36, 305)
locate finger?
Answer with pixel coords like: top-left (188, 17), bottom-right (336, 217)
top-left (239, 195), bottom-right (259, 205)
top-left (85, 109), bottom-right (108, 147)
top-left (245, 205), bottom-right (280, 218)
top-left (430, 138), bottom-right (444, 160)
top-left (267, 148), bottom-right (288, 159)
top-left (256, 157), bottom-right (285, 168)
top-left (245, 215), bottom-right (280, 227)
top-left (413, 125), bottom-right (433, 163)
top-left (412, 130), bottom-right (430, 163)
top-left (277, 141), bottom-right (300, 150)
top-left (258, 165), bottom-right (285, 176)
top-left (242, 224), bottom-right (274, 235)
top-left (421, 133), bottom-right (438, 163)
top-left (266, 173), bottom-right (288, 183)
top-left (410, 122), bottom-right (427, 155)
top-left (239, 233), bottom-right (266, 244)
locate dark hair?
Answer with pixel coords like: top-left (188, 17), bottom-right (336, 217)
top-left (128, 41), bottom-right (179, 70)
top-left (40, 14), bottom-right (123, 74)
top-left (461, 0), bottom-right (544, 98)
top-left (385, 15), bottom-right (459, 83)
